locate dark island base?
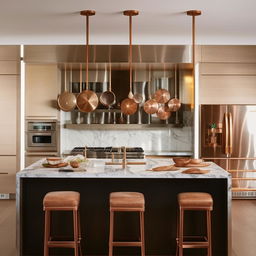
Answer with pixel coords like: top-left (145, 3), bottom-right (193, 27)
top-left (20, 178), bottom-right (228, 256)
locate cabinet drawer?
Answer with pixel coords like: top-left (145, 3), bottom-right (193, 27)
top-left (0, 156), bottom-right (17, 174)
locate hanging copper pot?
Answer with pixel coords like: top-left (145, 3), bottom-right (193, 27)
top-left (144, 67), bottom-right (159, 114)
top-left (77, 10), bottom-right (99, 113)
top-left (167, 64), bottom-right (181, 112)
top-left (57, 64), bottom-right (77, 112)
top-left (156, 105), bottom-right (171, 120)
top-left (99, 63), bottom-right (116, 107)
top-left (153, 89), bottom-right (170, 104)
top-left (120, 10), bottom-right (139, 116)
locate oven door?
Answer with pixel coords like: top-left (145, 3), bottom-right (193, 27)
top-left (26, 132), bottom-right (56, 151)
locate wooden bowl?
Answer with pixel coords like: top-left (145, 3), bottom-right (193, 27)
top-left (190, 158), bottom-right (203, 164)
top-left (173, 157), bottom-right (191, 167)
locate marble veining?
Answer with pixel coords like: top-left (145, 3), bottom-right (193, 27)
top-left (17, 158), bottom-right (230, 180)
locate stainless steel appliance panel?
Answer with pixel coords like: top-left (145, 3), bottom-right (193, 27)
top-left (229, 105), bottom-right (256, 158)
top-left (26, 120), bottom-right (58, 152)
top-left (200, 105), bottom-right (228, 158)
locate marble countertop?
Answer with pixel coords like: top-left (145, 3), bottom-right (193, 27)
top-left (17, 157), bottom-right (230, 179)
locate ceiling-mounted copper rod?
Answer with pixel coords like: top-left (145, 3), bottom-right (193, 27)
top-left (187, 10), bottom-right (201, 105)
top-left (129, 15), bottom-right (132, 92)
top-left (124, 10), bottom-right (139, 94)
top-left (86, 15), bottom-right (89, 90)
top-left (80, 10), bottom-right (95, 90)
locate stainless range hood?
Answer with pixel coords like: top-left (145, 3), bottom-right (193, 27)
top-left (24, 45), bottom-right (192, 64)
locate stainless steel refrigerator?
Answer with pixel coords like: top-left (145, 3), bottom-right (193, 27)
top-left (200, 104), bottom-right (256, 199)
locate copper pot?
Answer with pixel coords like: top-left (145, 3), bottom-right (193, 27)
top-left (167, 98), bottom-right (181, 112)
top-left (143, 99), bottom-right (159, 114)
top-left (121, 98), bottom-right (137, 115)
top-left (153, 89), bottom-right (170, 104)
top-left (99, 64), bottom-right (116, 107)
top-left (156, 105), bottom-right (171, 120)
top-left (57, 65), bottom-right (77, 112)
top-left (167, 65), bottom-right (181, 112)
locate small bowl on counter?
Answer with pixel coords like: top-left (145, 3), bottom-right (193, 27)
top-left (46, 157), bottom-right (64, 165)
top-left (172, 157), bottom-right (191, 167)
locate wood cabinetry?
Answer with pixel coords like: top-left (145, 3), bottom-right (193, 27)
top-left (0, 76), bottom-right (19, 155)
top-left (0, 46), bottom-right (20, 179)
top-left (25, 64), bottom-right (60, 118)
top-left (199, 46), bottom-right (256, 104)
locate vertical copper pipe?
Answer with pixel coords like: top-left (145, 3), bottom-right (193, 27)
top-left (187, 10), bottom-right (201, 107)
top-left (129, 15), bottom-right (132, 93)
top-left (86, 15), bottom-right (89, 90)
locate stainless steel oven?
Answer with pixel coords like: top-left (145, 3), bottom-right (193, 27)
top-left (26, 120), bottom-right (58, 152)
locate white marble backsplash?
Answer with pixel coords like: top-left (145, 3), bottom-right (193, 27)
top-left (61, 126), bottom-right (193, 153)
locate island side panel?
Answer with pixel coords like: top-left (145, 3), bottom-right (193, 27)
top-left (21, 178), bottom-right (228, 256)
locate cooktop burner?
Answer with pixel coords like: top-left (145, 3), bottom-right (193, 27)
top-left (71, 147), bottom-right (144, 159)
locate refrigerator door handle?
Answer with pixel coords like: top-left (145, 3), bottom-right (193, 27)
top-left (229, 112), bottom-right (233, 155)
top-left (223, 112), bottom-right (229, 155)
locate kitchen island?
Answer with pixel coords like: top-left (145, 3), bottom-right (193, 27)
top-left (17, 158), bottom-right (231, 256)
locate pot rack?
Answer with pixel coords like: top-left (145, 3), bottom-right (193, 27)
top-left (59, 10), bottom-right (202, 122)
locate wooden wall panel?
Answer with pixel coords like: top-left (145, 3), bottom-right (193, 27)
top-left (199, 75), bottom-right (256, 104)
top-left (201, 46), bottom-right (256, 63)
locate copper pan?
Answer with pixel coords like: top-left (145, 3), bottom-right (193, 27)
top-left (167, 65), bottom-right (181, 112)
top-left (143, 68), bottom-right (159, 114)
top-left (153, 88), bottom-right (170, 104)
top-left (156, 105), bottom-right (171, 120)
top-left (77, 10), bottom-right (99, 113)
top-left (99, 63), bottom-right (116, 107)
top-left (57, 64), bottom-right (77, 112)
top-left (121, 98), bottom-right (137, 115)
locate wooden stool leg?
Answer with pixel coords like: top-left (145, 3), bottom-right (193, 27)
top-left (78, 210), bottom-right (82, 256)
top-left (44, 210), bottom-right (50, 256)
top-left (176, 208), bottom-right (179, 256)
top-left (178, 208), bottom-right (184, 256)
top-left (108, 211), bottom-right (114, 256)
top-left (207, 210), bottom-right (212, 256)
top-left (140, 211), bottom-right (145, 256)
top-left (73, 210), bottom-right (79, 256)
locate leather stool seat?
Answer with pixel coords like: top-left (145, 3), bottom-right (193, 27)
top-left (43, 191), bottom-right (80, 210)
top-left (178, 192), bottom-right (213, 210)
top-left (110, 192), bottom-right (145, 211)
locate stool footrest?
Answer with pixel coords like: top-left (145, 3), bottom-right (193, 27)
top-left (48, 241), bottom-right (77, 248)
top-left (112, 241), bottom-right (142, 247)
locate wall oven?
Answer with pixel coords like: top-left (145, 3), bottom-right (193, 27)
top-left (26, 120), bottom-right (58, 152)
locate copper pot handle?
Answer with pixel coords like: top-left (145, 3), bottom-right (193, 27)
top-left (224, 113), bottom-right (229, 155)
top-left (229, 112), bottom-right (233, 155)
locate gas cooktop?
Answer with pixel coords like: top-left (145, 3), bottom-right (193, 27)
top-left (71, 147), bottom-right (144, 159)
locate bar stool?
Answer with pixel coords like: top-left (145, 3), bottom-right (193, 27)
top-left (176, 192), bottom-right (213, 256)
top-left (108, 192), bottom-right (145, 256)
top-left (43, 191), bottom-right (82, 256)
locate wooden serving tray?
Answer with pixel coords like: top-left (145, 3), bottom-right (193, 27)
top-left (42, 162), bottom-right (68, 168)
top-left (148, 165), bottom-right (179, 172)
top-left (175, 162), bottom-right (211, 168)
top-left (182, 168), bottom-right (210, 174)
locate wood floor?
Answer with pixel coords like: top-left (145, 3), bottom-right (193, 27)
top-left (0, 199), bottom-right (255, 255)
top-left (232, 200), bottom-right (256, 256)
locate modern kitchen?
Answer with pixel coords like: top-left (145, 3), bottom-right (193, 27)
top-left (1, 1), bottom-right (256, 256)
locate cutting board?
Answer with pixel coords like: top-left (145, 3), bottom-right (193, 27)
top-left (174, 162), bottom-right (211, 168)
top-left (182, 168), bottom-right (210, 174)
top-left (42, 162), bottom-right (68, 168)
top-left (148, 165), bottom-right (179, 172)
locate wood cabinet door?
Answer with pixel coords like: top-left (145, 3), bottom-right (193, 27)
top-left (0, 75), bottom-right (19, 155)
top-left (0, 156), bottom-right (17, 193)
top-left (25, 64), bottom-right (60, 118)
